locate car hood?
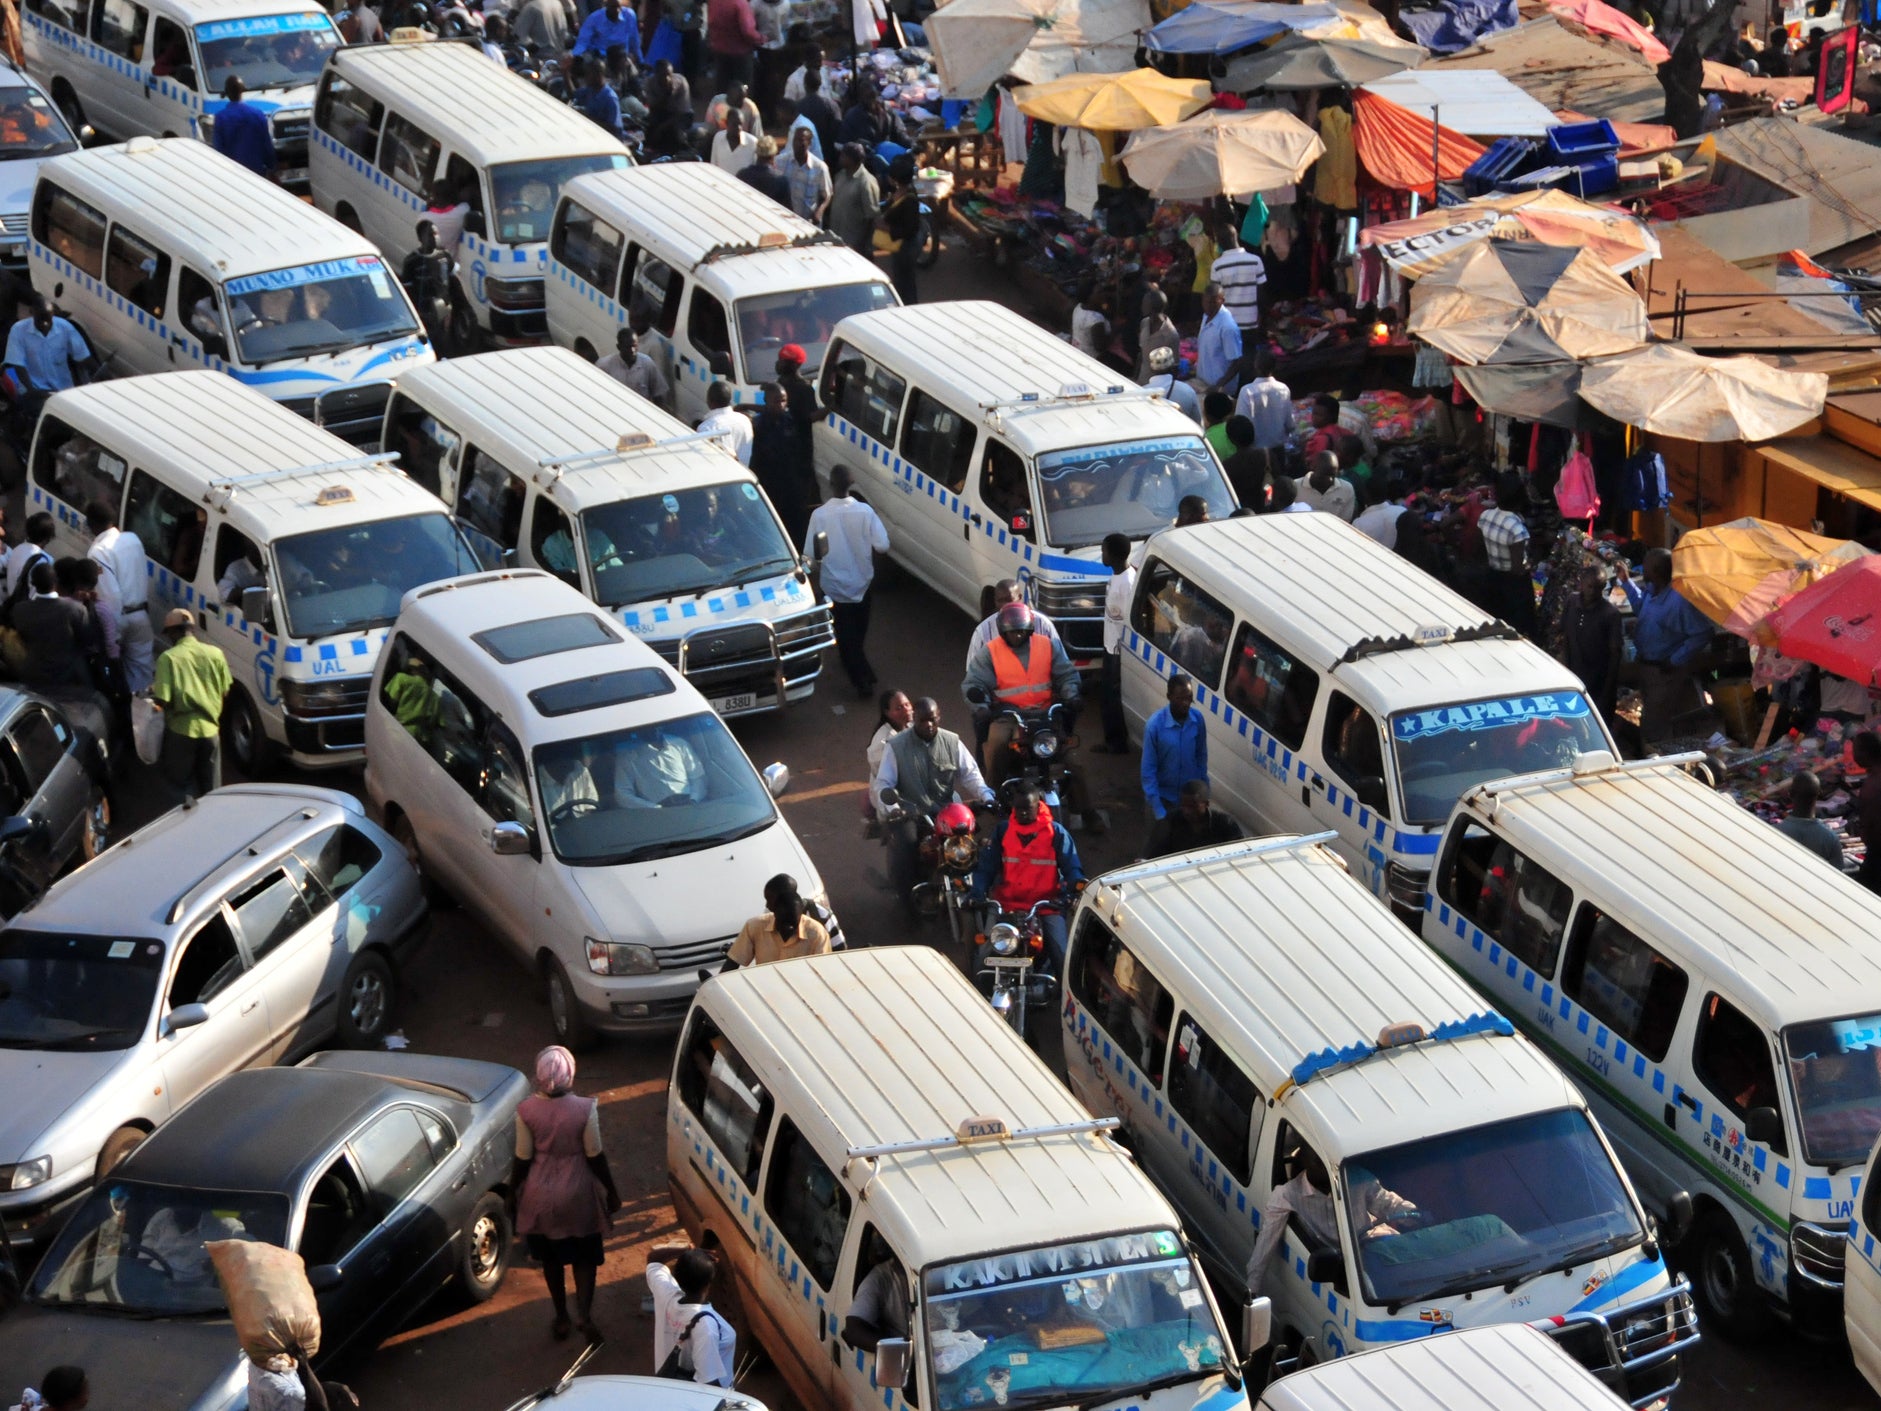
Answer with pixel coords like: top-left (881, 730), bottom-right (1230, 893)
top-left (0, 157), bottom-right (43, 226)
top-left (0, 1048), bottom-right (135, 1159)
top-left (568, 820), bottom-right (817, 945)
top-left (0, 1303), bottom-right (242, 1411)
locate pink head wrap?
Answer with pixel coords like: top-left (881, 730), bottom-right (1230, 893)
top-left (535, 1044), bottom-right (577, 1097)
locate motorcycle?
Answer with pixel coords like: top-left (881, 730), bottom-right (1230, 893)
top-left (401, 247), bottom-right (456, 353)
top-left (968, 895), bottom-right (1063, 1048)
top-left (876, 789), bottom-right (981, 947)
top-left (982, 700), bottom-right (1077, 813)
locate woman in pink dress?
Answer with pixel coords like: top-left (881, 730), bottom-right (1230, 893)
top-left (514, 1045), bottom-right (620, 1341)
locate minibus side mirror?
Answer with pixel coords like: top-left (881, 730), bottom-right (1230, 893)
top-left (200, 332), bottom-right (228, 359)
top-left (1661, 1190), bottom-right (1693, 1247)
top-left (873, 1338), bottom-right (911, 1390)
top-left (762, 762), bottom-right (789, 798)
top-left (239, 586), bottom-right (272, 630)
top-left (1744, 1107), bottom-right (1783, 1146)
top-left (709, 350), bottom-right (733, 378)
top-left (1304, 1249), bottom-right (1342, 1285)
top-left (1241, 1296), bottom-right (1272, 1354)
top-left (464, 210), bottom-right (486, 238)
top-left (1352, 775), bottom-right (1389, 814)
top-left (813, 530), bottom-right (829, 563)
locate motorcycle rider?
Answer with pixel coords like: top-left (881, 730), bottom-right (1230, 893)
top-left (400, 219), bottom-right (456, 350)
top-left (873, 696), bottom-right (993, 912)
top-left (970, 779), bottom-right (1083, 972)
top-left (963, 601), bottom-right (1079, 780)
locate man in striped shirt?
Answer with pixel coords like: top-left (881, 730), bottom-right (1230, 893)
top-left (1210, 221), bottom-right (1267, 334)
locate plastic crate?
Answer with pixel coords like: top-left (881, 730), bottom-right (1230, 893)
top-left (1568, 154), bottom-right (1619, 196)
top-left (1546, 119), bottom-right (1619, 159)
top-left (1463, 137), bottom-right (1536, 196)
top-left (1496, 164), bottom-right (1577, 193)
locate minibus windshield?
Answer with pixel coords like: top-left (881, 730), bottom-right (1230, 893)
top-left (0, 89), bottom-right (79, 159)
top-left (1784, 1015), bottom-right (1881, 1169)
top-left (490, 154), bottom-right (630, 245)
top-left (1390, 692), bottom-right (1609, 826)
top-left (582, 480), bottom-right (795, 605)
top-left (228, 256), bottom-right (418, 365)
top-left (735, 281), bottom-right (895, 376)
top-left (532, 711), bottom-right (776, 865)
top-left (275, 512), bottom-right (479, 639)
top-left (194, 13), bottom-right (337, 94)
top-left (1344, 1108), bottom-right (1642, 1307)
top-left (923, 1231), bottom-right (1228, 1411)
top-left (1036, 437), bottom-right (1234, 549)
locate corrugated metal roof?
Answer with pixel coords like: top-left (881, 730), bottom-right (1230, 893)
top-left (1675, 117), bottom-right (1881, 264)
top-left (708, 947), bottom-right (1176, 1262)
top-left (1360, 69), bottom-right (1561, 136)
top-left (1461, 761), bottom-right (1881, 1027)
top-left (330, 42), bottom-right (630, 166)
top-left (42, 139), bottom-right (372, 278)
top-left (1259, 1323), bottom-right (1629, 1411)
top-left (1425, 16), bottom-right (1664, 125)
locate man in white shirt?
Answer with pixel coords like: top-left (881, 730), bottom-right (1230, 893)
top-left (1234, 350), bottom-right (1293, 452)
top-left (1210, 221), bottom-right (1266, 332)
top-left (86, 500), bottom-right (155, 692)
top-left (1097, 532), bottom-right (1134, 754)
top-left (1144, 345), bottom-right (1200, 422)
top-left (4, 511), bottom-right (54, 601)
top-left (648, 1247), bottom-right (736, 1387)
top-left (595, 328), bottom-right (670, 409)
top-left (1246, 1147), bottom-right (1416, 1297)
top-left (710, 109), bottom-right (758, 175)
top-left (1295, 451), bottom-right (1355, 521)
top-left (697, 380), bottom-right (752, 465)
top-left (1351, 480), bottom-right (1405, 549)
top-left (963, 578), bottom-right (1060, 669)
top-left (806, 465), bottom-right (888, 697)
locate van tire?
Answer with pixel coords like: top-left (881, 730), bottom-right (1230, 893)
top-left (543, 954), bottom-right (596, 1052)
top-left (573, 339), bottom-right (597, 362)
top-left (335, 203), bottom-right (363, 233)
top-left (222, 688), bottom-right (276, 778)
top-left (97, 1124), bottom-right (146, 1179)
top-left (449, 293), bottom-right (482, 358)
top-left (388, 811), bottom-right (447, 907)
top-left (52, 83), bottom-right (86, 143)
top-left (1687, 1210), bottom-right (1774, 1341)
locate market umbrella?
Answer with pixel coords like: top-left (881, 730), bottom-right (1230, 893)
top-left (1349, 87), bottom-right (1483, 197)
top-left (926, 0), bottom-right (1147, 98)
top-left (1223, 33), bottom-right (1422, 91)
top-left (1013, 69), bottom-right (1214, 129)
top-left (1120, 109), bottom-right (1325, 199)
top-left (1671, 518), bottom-right (1870, 637)
top-left (1407, 239), bottom-right (1647, 365)
top-left (1763, 557), bottom-right (1881, 686)
top-left (1359, 188), bottom-right (1661, 278)
top-left (1578, 344), bottom-right (1827, 443)
top-left (1452, 361), bottom-right (1589, 427)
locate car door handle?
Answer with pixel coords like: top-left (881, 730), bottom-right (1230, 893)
top-left (170, 334), bottom-right (187, 348)
top-left (1310, 774), bottom-right (1326, 790)
top-left (967, 512), bottom-right (982, 526)
top-left (1675, 1090), bottom-right (1700, 1112)
top-left (240, 998), bottom-right (260, 1016)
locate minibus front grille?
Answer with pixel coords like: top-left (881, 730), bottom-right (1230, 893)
top-left (776, 604), bottom-right (834, 663)
top-left (1792, 1220), bottom-right (1849, 1285)
top-left (656, 934), bottom-right (736, 970)
top-left (1535, 1279), bottom-right (1699, 1410)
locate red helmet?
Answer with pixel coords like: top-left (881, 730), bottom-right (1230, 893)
top-left (996, 601), bottom-right (1035, 639)
top-left (935, 801), bottom-right (976, 835)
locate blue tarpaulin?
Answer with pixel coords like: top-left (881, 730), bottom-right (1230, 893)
top-left (1144, 0), bottom-right (1338, 55)
top-left (1398, 0), bottom-right (1516, 53)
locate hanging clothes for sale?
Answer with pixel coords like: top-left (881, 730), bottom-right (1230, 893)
top-left (1413, 343), bottom-right (1452, 390)
top-left (999, 91), bottom-right (1028, 167)
top-left (1018, 119), bottom-right (1061, 200)
top-left (1240, 193), bottom-right (1269, 249)
top-left (1314, 106), bottom-right (1357, 211)
top-left (1056, 126), bottom-right (1103, 219)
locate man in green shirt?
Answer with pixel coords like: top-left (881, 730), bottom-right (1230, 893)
top-left (152, 607), bottom-right (232, 802)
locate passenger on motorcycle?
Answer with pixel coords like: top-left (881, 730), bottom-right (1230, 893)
top-left (962, 602), bottom-right (1079, 780)
top-left (873, 696), bottom-right (993, 909)
top-left (400, 220), bottom-right (456, 348)
top-left (971, 780), bottom-right (1082, 971)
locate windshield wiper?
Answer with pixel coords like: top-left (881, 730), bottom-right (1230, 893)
top-left (33, 1027), bottom-right (133, 1050)
top-left (612, 819), bottom-right (773, 864)
top-left (1075, 1367), bottom-right (1213, 1411)
top-left (1504, 1231), bottom-right (1642, 1294)
top-left (1419, 1259), bottom-right (1538, 1300)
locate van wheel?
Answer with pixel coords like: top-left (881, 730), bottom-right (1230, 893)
top-left (979, 584), bottom-right (997, 618)
top-left (335, 203), bottom-right (363, 233)
top-left (449, 293), bottom-right (482, 358)
top-left (543, 954), bottom-right (597, 1052)
top-left (573, 339), bottom-right (597, 362)
top-left (222, 688), bottom-right (276, 779)
top-left (388, 811), bottom-right (447, 907)
top-left (52, 83), bottom-right (87, 143)
top-left (337, 950), bottom-right (396, 1047)
top-left (1688, 1211), bottom-right (1774, 1341)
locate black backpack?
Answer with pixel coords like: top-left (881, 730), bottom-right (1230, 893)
top-left (656, 1310), bottom-right (711, 1379)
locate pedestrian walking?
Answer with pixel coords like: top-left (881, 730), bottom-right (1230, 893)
top-left (1140, 672), bottom-right (1206, 844)
top-left (86, 499), bottom-right (154, 692)
top-left (647, 1246), bottom-right (737, 1386)
top-left (514, 1044), bottom-right (620, 1343)
top-left (750, 381), bottom-right (809, 541)
top-left (1096, 532), bottom-right (1133, 754)
top-left (725, 872), bottom-right (831, 967)
top-left (211, 77), bottom-right (276, 177)
top-left (878, 156), bottom-right (921, 305)
top-left (151, 607), bottom-right (231, 803)
top-left (806, 465), bottom-right (887, 697)
top-left (827, 143), bottom-right (879, 255)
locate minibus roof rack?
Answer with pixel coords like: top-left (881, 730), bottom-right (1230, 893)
top-left (1099, 831), bottom-right (1338, 888)
top-left (1472, 750), bottom-right (1707, 800)
top-left (697, 229), bottom-right (844, 264)
top-left (1335, 619), bottom-right (1521, 665)
top-left (204, 454), bottom-right (401, 506)
top-left (535, 431), bottom-right (724, 481)
top-left (846, 1115), bottom-right (1119, 1164)
top-left (979, 384), bottom-right (1160, 418)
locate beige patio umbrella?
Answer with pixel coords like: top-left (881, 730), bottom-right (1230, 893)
top-left (1120, 109), bottom-right (1324, 200)
top-left (1014, 69), bottom-right (1213, 129)
top-left (1408, 239), bottom-right (1648, 365)
top-left (1578, 343), bottom-right (1827, 443)
top-left (927, 0), bottom-right (1147, 97)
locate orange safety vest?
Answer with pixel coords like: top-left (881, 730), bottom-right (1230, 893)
top-left (988, 634), bottom-right (1054, 710)
top-left (994, 804), bottom-right (1060, 910)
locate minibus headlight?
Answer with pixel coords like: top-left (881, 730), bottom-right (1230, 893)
top-left (1, 1155), bottom-right (51, 1191)
top-left (281, 679), bottom-right (356, 716)
top-left (586, 938), bottom-right (658, 976)
top-left (485, 277), bottom-right (545, 311)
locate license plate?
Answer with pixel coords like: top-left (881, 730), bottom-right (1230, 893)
top-left (987, 955), bottom-right (1034, 969)
top-left (710, 692), bottom-right (758, 714)
top-left (277, 167), bottom-right (308, 185)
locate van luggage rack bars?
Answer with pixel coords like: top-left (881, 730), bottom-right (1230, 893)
top-left (697, 231), bottom-right (845, 264)
top-left (1336, 620), bottom-right (1521, 665)
top-left (846, 1116), bottom-right (1120, 1164)
top-left (205, 454), bottom-right (402, 506)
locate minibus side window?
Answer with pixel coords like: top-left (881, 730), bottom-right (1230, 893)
top-left (827, 350), bottom-right (904, 446)
top-left (125, 469), bottom-right (202, 580)
top-left (1130, 559), bottom-right (1231, 692)
top-left (1560, 906), bottom-right (1688, 1062)
top-left (31, 415), bottom-right (125, 514)
top-left (899, 389), bottom-right (973, 494)
top-left (178, 267), bottom-right (227, 352)
top-left (383, 393), bottom-right (459, 498)
top-left (212, 527), bottom-right (264, 604)
top-left (979, 440), bottom-right (1033, 538)
top-left (1168, 1013), bottom-right (1258, 1184)
top-left (378, 111), bottom-right (440, 197)
top-left (455, 448), bottom-right (522, 555)
top-left (848, 1226), bottom-right (917, 1406)
top-left (1437, 828), bottom-right (1572, 977)
top-left (764, 1117), bottom-right (850, 1289)
top-left (529, 498), bottom-right (579, 590)
top-left (379, 632), bottom-right (489, 793)
top-left (150, 17), bottom-right (192, 87)
top-left (316, 73), bottom-right (384, 161)
top-left (1223, 622), bottom-right (1316, 750)
top-left (481, 721), bottom-right (534, 833)
top-left (675, 1011), bottom-right (773, 1188)
top-left (26, 0), bottom-right (87, 34)
top-left (1694, 994), bottom-right (1787, 1154)
top-left (623, 247), bottom-right (680, 338)
top-left (552, 199), bottom-right (625, 296)
top-left (32, 184), bottom-right (107, 281)
top-left (105, 225), bottom-right (170, 318)
top-left (1322, 693), bottom-right (1390, 819)
top-left (687, 289), bottom-right (731, 374)
top-left (1067, 912), bottom-right (1173, 1085)
top-left (91, 0), bottom-right (147, 61)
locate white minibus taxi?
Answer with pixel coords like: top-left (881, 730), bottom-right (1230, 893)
top-left (1124, 513), bottom-right (1614, 914)
top-left (29, 135), bottom-right (432, 444)
top-left (310, 40), bottom-right (630, 351)
top-left (365, 569), bottom-right (830, 1046)
top-left (22, 0), bottom-right (337, 190)
top-left (814, 300), bottom-right (1237, 663)
top-left (381, 346), bottom-right (833, 716)
top-left (1062, 835), bottom-right (1694, 1405)
top-left (545, 161), bottom-right (896, 422)
top-left (32, 370), bottom-right (482, 770)
top-left (671, 945), bottom-right (1258, 1411)
top-left (1423, 753), bottom-right (1881, 1341)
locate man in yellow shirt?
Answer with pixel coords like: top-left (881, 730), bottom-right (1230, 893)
top-left (151, 607), bottom-right (232, 802)
top-left (725, 874), bottom-right (830, 968)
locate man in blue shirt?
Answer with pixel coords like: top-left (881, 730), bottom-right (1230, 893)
top-left (1193, 281), bottom-right (1243, 398)
top-left (1619, 549), bottom-right (1714, 744)
top-left (572, 56), bottom-right (625, 140)
top-left (572, 0), bottom-right (641, 62)
top-left (1141, 672), bottom-right (1207, 837)
top-left (5, 296), bottom-right (93, 447)
top-left (211, 76), bottom-right (276, 178)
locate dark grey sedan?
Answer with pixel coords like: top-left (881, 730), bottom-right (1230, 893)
top-left (0, 685), bottom-right (109, 914)
top-left (0, 1052), bottom-right (528, 1411)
